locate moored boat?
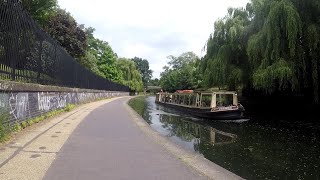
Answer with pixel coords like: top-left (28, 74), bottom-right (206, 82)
top-left (155, 91), bottom-right (245, 120)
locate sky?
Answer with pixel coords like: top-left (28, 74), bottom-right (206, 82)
top-left (58, 0), bottom-right (249, 79)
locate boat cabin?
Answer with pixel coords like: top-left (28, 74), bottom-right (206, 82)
top-left (155, 91), bottom-right (240, 112)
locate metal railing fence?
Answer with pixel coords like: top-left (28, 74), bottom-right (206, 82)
top-left (0, 0), bottom-right (130, 92)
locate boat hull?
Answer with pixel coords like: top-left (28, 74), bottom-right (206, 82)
top-left (156, 101), bottom-right (244, 120)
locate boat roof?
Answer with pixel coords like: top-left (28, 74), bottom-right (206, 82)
top-left (158, 91), bottom-right (237, 95)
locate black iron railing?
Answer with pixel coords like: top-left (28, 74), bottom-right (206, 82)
top-left (0, 0), bottom-right (130, 92)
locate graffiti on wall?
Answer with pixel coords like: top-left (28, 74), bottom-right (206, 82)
top-left (9, 93), bottom-right (30, 120)
top-left (0, 82), bottom-right (10, 91)
top-left (38, 92), bottom-right (67, 111)
top-left (0, 91), bottom-right (128, 123)
top-left (0, 93), bottom-right (7, 108)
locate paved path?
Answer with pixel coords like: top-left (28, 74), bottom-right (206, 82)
top-left (44, 97), bottom-right (207, 180)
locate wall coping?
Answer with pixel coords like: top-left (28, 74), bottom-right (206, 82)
top-left (0, 80), bottom-right (117, 93)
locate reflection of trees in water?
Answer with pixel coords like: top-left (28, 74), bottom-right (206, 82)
top-left (198, 123), bottom-right (320, 180)
top-left (129, 97), bottom-right (152, 124)
top-left (159, 114), bottom-right (196, 141)
top-left (149, 97), bottom-right (320, 179)
top-left (158, 114), bottom-right (237, 152)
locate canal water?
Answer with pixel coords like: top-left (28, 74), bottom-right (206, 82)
top-left (129, 96), bottom-right (320, 180)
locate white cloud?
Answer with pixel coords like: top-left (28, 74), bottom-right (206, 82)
top-left (58, 0), bottom-right (249, 78)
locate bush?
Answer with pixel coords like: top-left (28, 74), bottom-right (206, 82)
top-left (27, 119), bottom-right (34, 126)
top-left (65, 104), bottom-right (75, 112)
top-left (12, 123), bottom-right (22, 132)
top-left (0, 113), bottom-right (10, 142)
top-left (21, 121), bottom-right (28, 129)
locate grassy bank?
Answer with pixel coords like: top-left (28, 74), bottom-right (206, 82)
top-left (128, 96), bottom-right (147, 117)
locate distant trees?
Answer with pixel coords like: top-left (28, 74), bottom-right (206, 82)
top-left (116, 58), bottom-right (144, 92)
top-left (148, 78), bottom-right (160, 87)
top-left (160, 52), bottom-right (201, 92)
top-left (131, 57), bottom-right (153, 88)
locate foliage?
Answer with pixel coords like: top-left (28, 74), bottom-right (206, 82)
top-left (85, 27), bottom-right (121, 81)
top-left (78, 51), bottom-right (104, 77)
top-left (160, 52), bottom-right (201, 92)
top-left (21, 121), bottom-right (27, 129)
top-left (65, 104), bottom-right (76, 112)
top-left (115, 58), bottom-right (144, 92)
top-left (0, 112), bottom-right (10, 142)
top-left (20, 1), bottom-right (151, 89)
top-left (148, 78), bottom-right (160, 86)
top-left (128, 96), bottom-right (150, 123)
top-left (131, 57), bottom-right (153, 87)
top-left (43, 9), bottom-right (87, 60)
top-left (22, 0), bottom-right (58, 26)
top-left (201, 7), bottom-right (250, 91)
top-left (12, 123), bottom-right (22, 132)
top-left (196, 0), bottom-right (320, 103)
top-left (128, 96), bottom-right (145, 116)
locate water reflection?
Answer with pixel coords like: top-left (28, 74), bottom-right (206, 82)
top-left (157, 114), bottom-right (237, 151)
top-left (131, 96), bottom-right (320, 180)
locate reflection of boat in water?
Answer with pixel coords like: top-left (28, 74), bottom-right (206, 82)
top-left (209, 128), bottom-right (237, 145)
top-left (158, 114), bottom-right (237, 147)
top-left (155, 91), bottom-right (245, 120)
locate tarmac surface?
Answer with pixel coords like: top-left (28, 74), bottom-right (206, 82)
top-left (0, 97), bottom-right (242, 180)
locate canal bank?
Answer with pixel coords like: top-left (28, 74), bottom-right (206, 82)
top-left (125, 97), bottom-right (243, 180)
top-left (129, 96), bottom-right (320, 180)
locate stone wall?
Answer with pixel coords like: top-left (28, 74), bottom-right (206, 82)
top-left (0, 80), bottom-right (129, 124)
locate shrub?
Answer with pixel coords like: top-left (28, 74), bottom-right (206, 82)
top-left (0, 113), bottom-right (10, 142)
top-left (65, 104), bottom-right (75, 112)
top-left (12, 123), bottom-right (22, 132)
top-left (21, 121), bottom-right (28, 129)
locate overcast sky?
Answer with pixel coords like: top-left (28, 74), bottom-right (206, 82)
top-left (58, 0), bottom-right (249, 78)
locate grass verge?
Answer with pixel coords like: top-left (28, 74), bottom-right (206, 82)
top-left (128, 96), bottom-right (147, 118)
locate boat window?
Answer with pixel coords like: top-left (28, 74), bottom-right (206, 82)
top-left (201, 94), bottom-right (212, 107)
top-left (216, 94), bottom-right (234, 107)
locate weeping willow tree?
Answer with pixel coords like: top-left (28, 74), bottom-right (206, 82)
top-left (294, 0), bottom-right (320, 103)
top-left (200, 0), bottom-right (320, 103)
top-left (247, 0), bottom-right (320, 102)
top-left (247, 0), bottom-right (302, 93)
top-left (115, 58), bottom-right (144, 92)
top-left (201, 7), bottom-right (250, 90)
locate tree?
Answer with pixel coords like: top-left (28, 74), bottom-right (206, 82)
top-left (148, 78), bottom-right (160, 86)
top-left (160, 52), bottom-right (201, 92)
top-left (22, 0), bottom-right (58, 26)
top-left (131, 57), bottom-right (153, 87)
top-left (198, 0), bottom-right (320, 103)
top-left (44, 9), bottom-right (87, 59)
top-left (85, 27), bottom-right (121, 81)
top-left (246, 0), bottom-right (320, 102)
top-left (201, 7), bottom-right (250, 91)
top-left (116, 58), bottom-right (143, 92)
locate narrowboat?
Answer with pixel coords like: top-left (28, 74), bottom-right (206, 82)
top-left (155, 91), bottom-right (245, 120)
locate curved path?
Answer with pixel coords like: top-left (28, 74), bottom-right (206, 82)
top-left (44, 97), bottom-right (207, 180)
